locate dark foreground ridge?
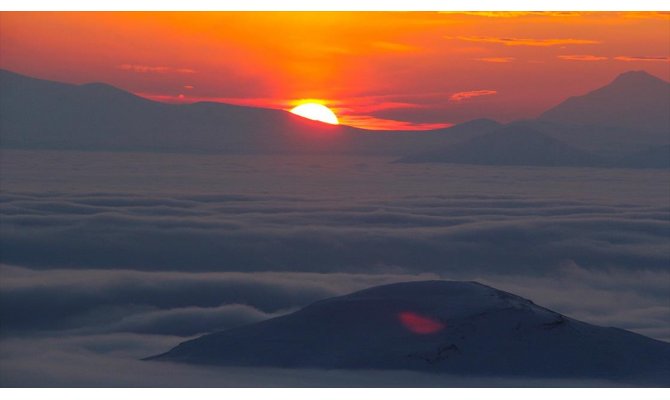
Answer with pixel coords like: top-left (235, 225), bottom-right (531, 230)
top-left (147, 280), bottom-right (670, 384)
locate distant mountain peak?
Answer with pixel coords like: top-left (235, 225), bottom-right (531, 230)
top-left (613, 70), bottom-right (665, 84)
top-left (539, 70), bottom-right (670, 133)
top-left (607, 70), bottom-right (668, 90)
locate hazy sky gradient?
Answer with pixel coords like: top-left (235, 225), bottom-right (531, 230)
top-left (1, 12), bottom-right (668, 129)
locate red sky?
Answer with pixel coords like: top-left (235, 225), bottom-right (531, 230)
top-left (1, 12), bottom-right (668, 130)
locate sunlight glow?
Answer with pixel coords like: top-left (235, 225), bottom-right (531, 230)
top-left (290, 103), bottom-right (339, 125)
top-left (398, 311), bottom-right (445, 334)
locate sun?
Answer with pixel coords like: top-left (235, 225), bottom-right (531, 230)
top-left (290, 103), bottom-right (339, 125)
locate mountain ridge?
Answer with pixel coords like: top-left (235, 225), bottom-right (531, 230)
top-left (2, 68), bottom-right (668, 166)
top-left (539, 70), bottom-right (670, 134)
top-left (0, 68), bottom-right (502, 156)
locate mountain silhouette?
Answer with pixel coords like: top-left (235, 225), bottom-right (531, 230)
top-left (2, 68), bottom-right (667, 167)
top-left (396, 124), bottom-right (604, 167)
top-left (0, 69), bottom-right (500, 155)
top-left (540, 70), bottom-right (670, 134)
top-left (147, 280), bottom-right (670, 384)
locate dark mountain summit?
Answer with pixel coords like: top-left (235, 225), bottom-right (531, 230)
top-left (540, 70), bottom-right (670, 134)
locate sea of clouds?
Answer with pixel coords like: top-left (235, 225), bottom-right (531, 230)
top-left (1, 150), bottom-right (668, 387)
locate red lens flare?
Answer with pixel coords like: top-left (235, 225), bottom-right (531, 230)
top-left (398, 311), bottom-right (445, 334)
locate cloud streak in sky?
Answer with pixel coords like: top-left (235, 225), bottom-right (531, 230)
top-left (449, 90), bottom-right (498, 102)
top-left (614, 56), bottom-right (670, 62)
top-left (476, 57), bottom-right (515, 63)
top-left (452, 36), bottom-right (600, 47)
top-left (451, 12), bottom-right (584, 18)
top-left (558, 55), bottom-right (609, 61)
top-left (370, 41), bottom-right (418, 53)
top-left (118, 64), bottom-right (196, 74)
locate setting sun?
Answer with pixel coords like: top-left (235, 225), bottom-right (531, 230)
top-left (290, 103), bottom-right (339, 125)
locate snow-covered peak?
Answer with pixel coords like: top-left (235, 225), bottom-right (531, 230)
top-left (148, 280), bottom-right (670, 384)
top-left (309, 280), bottom-right (540, 321)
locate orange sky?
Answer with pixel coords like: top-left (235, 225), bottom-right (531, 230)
top-left (1, 12), bottom-right (668, 130)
